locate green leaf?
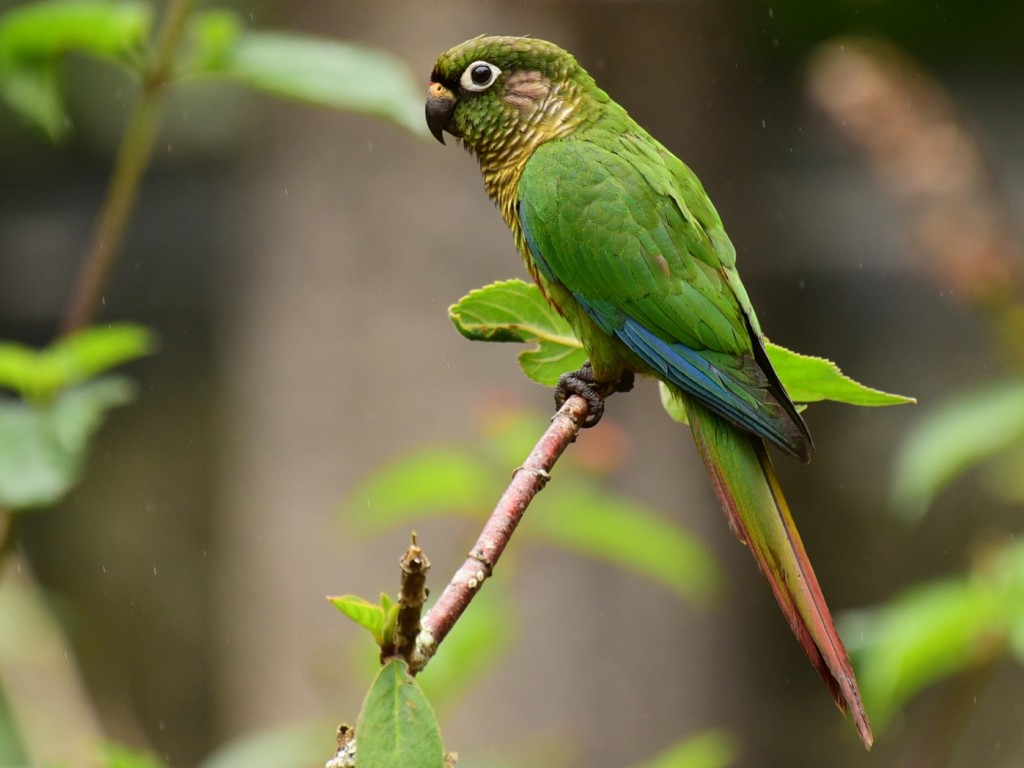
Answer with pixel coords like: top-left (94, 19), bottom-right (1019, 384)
top-left (763, 342), bottom-right (915, 407)
top-left (633, 729), bottom-right (739, 768)
top-left (449, 279), bottom-right (586, 386)
top-left (530, 484), bottom-right (721, 605)
top-left (345, 449), bottom-right (496, 532)
top-left (0, 60), bottom-right (65, 141)
top-left (0, 0), bottom-right (152, 139)
top-left (0, 376), bottom-right (135, 511)
top-left (659, 381), bottom-right (689, 425)
top-left (329, 593), bottom-right (393, 651)
top-left (449, 280), bottom-right (915, 405)
top-left (356, 658), bottom-right (445, 768)
top-left (890, 379), bottom-right (1024, 519)
top-left (519, 340), bottom-right (589, 390)
top-left (192, 30), bottom-right (425, 134)
top-left (0, 323), bottom-right (153, 401)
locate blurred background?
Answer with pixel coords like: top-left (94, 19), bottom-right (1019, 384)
top-left (1, 1), bottom-right (1023, 766)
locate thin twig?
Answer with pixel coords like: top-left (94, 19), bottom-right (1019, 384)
top-left (60, 0), bottom-right (198, 334)
top-left (393, 537), bottom-right (430, 665)
top-left (408, 393), bottom-right (589, 673)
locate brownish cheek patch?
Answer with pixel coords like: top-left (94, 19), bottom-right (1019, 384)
top-left (503, 71), bottom-right (551, 113)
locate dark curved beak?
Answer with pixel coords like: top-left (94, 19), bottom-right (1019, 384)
top-left (426, 82), bottom-right (456, 145)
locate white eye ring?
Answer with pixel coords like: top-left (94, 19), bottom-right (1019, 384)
top-left (460, 60), bottom-right (501, 92)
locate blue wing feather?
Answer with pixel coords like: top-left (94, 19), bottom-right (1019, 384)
top-left (615, 315), bottom-right (798, 450)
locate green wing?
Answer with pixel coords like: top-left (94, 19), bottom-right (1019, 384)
top-left (517, 131), bottom-right (811, 460)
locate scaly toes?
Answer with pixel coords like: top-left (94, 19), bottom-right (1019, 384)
top-left (555, 362), bottom-right (606, 427)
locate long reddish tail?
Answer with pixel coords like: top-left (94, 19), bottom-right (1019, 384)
top-left (685, 397), bottom-right (873, 749)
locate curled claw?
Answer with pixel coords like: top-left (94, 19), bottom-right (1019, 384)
top-left (554, 362), bottom-right (635, 427)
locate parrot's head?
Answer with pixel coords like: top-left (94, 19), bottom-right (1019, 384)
top-left (426, 35), bottom-right (600, 160)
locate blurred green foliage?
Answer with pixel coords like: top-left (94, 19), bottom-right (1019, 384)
top-left (99, 742), bottom-right (170, 768)
top-left (845, 376), bottom-right (1024, 732)
top-left (344, 401), bottom-right (722, 605)
top-left (845, 539), bottom-right (1024, 727)
top-left (0, 0), bottom-right (425, 140)
top-left (638, 731), bottom-right (739, 768)
top-left (0, 324), bottom-right (152, 510)
top-left (0, 0), bottom-right (429, 765)
top-left (891, 379), bottom-right (1024, 520)
top-left (0, 0), bottom-right (151, 139)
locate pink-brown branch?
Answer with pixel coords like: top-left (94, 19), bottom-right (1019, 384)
top-left (408, 394), bottom-right (589, 672)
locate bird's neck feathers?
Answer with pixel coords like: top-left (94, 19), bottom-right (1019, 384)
top-left (468, 73), bottom-right (598, 228)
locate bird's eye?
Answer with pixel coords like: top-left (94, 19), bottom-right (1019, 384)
top-left (460, 61), bottom-right (501, 92)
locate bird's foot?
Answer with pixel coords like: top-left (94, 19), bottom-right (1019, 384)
top-left (554, 362), bottom-right (635, 428)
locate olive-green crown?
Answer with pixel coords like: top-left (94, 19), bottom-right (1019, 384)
top-left (430, 35), bottom-right (582, 90)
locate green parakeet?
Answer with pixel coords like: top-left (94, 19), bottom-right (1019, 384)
top-left (427, 35), bottom-right (872, 748)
